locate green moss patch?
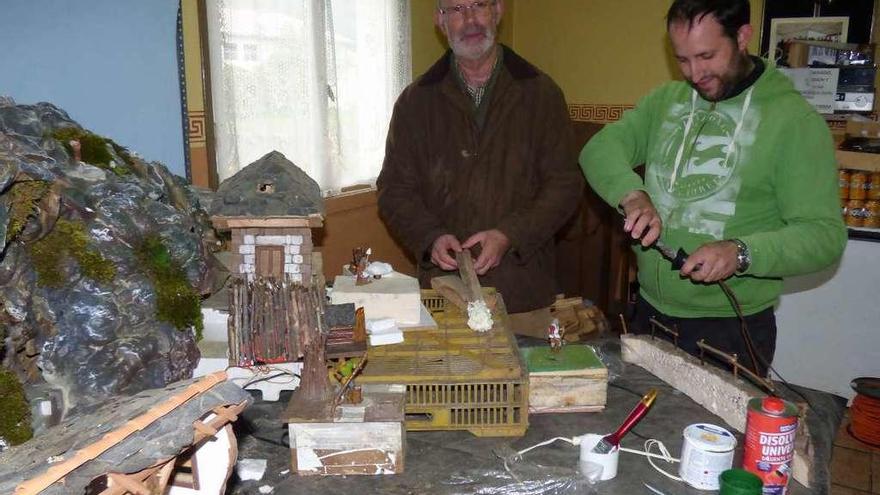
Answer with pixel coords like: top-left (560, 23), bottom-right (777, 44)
top-left (0, 368), bottom-right (32, 446)
top-left (51, 127), bottom-right (130, 176)
top-left (136, 235), bottom-right (203, 340)
top-left (6, 180), bottom-right (50, 243)
top-left (28, 219), bottom-right (116, 288)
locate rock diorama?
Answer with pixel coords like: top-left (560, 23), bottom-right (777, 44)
top-left (0, 97), bottom-right (219, 448)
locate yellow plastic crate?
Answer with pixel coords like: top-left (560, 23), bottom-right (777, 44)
top-left (359, 290), bottom-right (529, 437)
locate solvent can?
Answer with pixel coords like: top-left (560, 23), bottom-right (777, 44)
top-left (743, 397), bottom-right (799, 495)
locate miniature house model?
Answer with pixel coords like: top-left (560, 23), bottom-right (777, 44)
top-left (210, 150), bottom-right (324, 285)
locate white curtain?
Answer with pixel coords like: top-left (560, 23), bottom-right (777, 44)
top-left (206, 0), bottom-right (412, 192)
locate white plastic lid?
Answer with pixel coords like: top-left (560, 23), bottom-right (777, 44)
top-left (683, 423), bottom-right (737, 452)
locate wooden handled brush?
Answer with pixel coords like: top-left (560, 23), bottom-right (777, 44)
top-left (592, 389), bottom-right (658, 454)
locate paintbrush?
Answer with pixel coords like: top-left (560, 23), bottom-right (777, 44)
top-left (592, 389), bottom-right (658, 454)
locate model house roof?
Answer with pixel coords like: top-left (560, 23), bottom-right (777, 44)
top-left (210, 150), bottom-right (324, 219)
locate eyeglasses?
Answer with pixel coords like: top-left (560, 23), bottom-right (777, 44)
top-left (438, 1), bottom-right (495, 17)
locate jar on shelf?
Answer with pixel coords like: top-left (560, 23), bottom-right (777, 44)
top-left (846, 199), bottom-right (866, 227)
top-left (864, 200), bottom-right (880, 228)
top-left (850, 171), bottom-right (868, 200)
top-left (839, 169), bottom-right (851, 199)
top-left (868, 172), bottom-right (880, 201)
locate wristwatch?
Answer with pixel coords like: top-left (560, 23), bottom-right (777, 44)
top-left (730, 238), bottom-right (751, 273)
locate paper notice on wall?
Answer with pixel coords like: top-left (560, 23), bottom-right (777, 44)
top-left (779, 67), bottom-right (840, 114)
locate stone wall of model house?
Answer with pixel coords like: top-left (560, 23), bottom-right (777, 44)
top-left (229, 226), bottom-right (314, 284)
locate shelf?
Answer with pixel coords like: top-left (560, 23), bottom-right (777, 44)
top-left (836, 150), bottom-right (880, 172)
top-left (848, 227), bottom-right (880, 243)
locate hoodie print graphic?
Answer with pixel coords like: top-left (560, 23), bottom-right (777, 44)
top-left (646, 96), bottom-right (759, 239)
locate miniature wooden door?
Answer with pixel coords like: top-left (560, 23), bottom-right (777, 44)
top-left (255, 246), bottom-right (284, 279)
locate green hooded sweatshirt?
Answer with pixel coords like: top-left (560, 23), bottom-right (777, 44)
top-left (580, 61), bottom-right (847, 318)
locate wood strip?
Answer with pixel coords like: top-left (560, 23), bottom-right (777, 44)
top-left (211, 215), bottom-right (324, 229)
top-left (15, 372), bottom-right (228, 495)
top-left (455, 249), bottom-right (483, 304)
top-left (107, 472), bottom-right (150, 495)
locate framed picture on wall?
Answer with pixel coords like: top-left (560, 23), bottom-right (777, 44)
top-left (767, 16), bottom-right (849, 62)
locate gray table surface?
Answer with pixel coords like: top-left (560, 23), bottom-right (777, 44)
top-left (227, 340), bottom-right (843, 495)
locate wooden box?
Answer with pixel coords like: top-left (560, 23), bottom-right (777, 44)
top-left (520, 345), bottom-right (608, 414)
top-left (287, 384), bottom-right (406, 475)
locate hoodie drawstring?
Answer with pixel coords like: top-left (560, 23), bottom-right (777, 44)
top-left (668, 87), bottom-right (754, 193)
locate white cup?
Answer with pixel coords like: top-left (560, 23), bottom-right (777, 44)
top-left (578, 433), bottom-right (619, 481)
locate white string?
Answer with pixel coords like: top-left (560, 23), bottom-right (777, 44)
top-left (667, 86), bottom-right (754, 194)
top-left (627, 439), bottom-right (683, 482)
top-left (512, 435), bottom-right (684, 482)
top-left (668, 90), bottom-right (698, 192)
top-left (516, 436), bottom-right (577, 457)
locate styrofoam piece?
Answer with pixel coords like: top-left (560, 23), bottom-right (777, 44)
top-left (330, 272), bottom-right (421, 324)
top-left (397, 303), bottom-right (438, 330)
top-left (169, 417), bottom-right (236, 494)
top-left (193, 356), bottom-right (227, 378)
top-left (369, 330), bottom-right (404, 346)
top-left (235, 458), bottom-right (267, 481)
top-left (256, 235), bottom-right (287, 245)
top-left (201, 307), bottom-right (230, 343)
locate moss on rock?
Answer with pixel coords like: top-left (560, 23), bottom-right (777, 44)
top-left (136, 235), bottom-right (204, 340)
top-left (51, 127), bottom-right (130, 176)
top-left (28, 219), bottom-right (116, 288)
top-left (0, 368), bottom-right (32, 446)
top-left (6, 180), bottom-right (50, 243)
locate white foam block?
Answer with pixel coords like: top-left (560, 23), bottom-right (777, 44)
top-left (330, 273), bottom-right (421, 324)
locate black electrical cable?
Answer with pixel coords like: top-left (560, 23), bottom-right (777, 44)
top-left (717, 280), bottom-right (816, 411)
top-left (649, 238), bottom-right (816, 411)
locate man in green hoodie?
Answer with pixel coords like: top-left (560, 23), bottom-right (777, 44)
top-left (580, 0), bottom-right (846, 376)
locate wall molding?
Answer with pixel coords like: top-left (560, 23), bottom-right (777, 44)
top-left (187, 110), bottom-right (206, 144)
top-left (568, 103), bottom-right (634, 123)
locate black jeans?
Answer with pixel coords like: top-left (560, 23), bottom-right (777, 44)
top-left (629, 295), bottom-right (777, 378)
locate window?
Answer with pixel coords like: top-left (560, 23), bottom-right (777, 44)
top-left (205, 0), bottom-right (412, 192)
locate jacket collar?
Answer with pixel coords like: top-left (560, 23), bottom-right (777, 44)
top-left (418, 44), bottom-right (539, 86)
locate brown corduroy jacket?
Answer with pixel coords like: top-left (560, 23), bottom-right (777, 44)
top-left (377, 46), bottom-right (584, 313)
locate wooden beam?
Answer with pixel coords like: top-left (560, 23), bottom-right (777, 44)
top-left (211, 214), bottom-right (324, 230)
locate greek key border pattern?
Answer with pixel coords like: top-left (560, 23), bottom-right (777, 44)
top-left (568, 103), bottom-right (634, 123)
top-left (188, 111), bottom-right (206, 143)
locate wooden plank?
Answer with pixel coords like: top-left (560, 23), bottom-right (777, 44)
top-left (456, 249), bottom-right (483, 303)
top-left (210, 215), bottom-right (324, 229)
top-left (430, 275), bottom-right (468, 311)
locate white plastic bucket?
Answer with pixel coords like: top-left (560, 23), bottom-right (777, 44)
top-left (578, 433), bottom-right (620, 481)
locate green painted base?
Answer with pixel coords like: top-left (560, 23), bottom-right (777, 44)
top-left (520, 344), bottom-right (605, 373)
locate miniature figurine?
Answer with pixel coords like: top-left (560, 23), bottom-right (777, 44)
top-left (548, 318), bottom-right (564, 352)
top-left (332, 355), bottom-right (367, 405)
top-left (351, 247), bottom-right (372, 286)
top-left (69, 139), bottom-right (82, 162)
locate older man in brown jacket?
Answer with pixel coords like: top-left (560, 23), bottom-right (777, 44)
top-left (377, 0), bottom-right (583, 334)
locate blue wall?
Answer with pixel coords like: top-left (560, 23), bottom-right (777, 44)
top-left (0, 0), bottom-right (186, 178)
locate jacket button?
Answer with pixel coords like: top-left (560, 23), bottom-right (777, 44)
top-left (461, 149), bottom-right (474, 158)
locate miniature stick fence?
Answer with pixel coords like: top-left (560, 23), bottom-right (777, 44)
top-left (228, 278), bottom-right (324, 367)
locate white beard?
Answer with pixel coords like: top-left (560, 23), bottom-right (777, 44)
top-left (449, 28), bottom-right (496, 61)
